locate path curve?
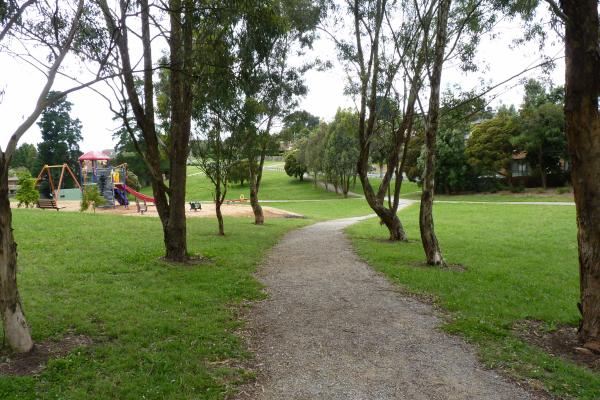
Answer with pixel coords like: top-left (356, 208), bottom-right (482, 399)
top-left (239, 214), bottom-right (539, 400)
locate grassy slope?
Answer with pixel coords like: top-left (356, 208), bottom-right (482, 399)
top-left (347, 204), bottom-right (600, 399)
top-left (1, 211), bottom-right (308, 400)
top-left (146, 168), bottom-right (345, 201)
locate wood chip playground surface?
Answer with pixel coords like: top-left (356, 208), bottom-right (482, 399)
top-left (13, 200), bottom-right (304, 219)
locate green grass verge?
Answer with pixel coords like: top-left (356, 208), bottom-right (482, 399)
top-left (401, 191), bottom-right (574, 203)
top-left (346, 203), bottom-right (600, 399)
top-left (1, 210), bottom-right (308, 399)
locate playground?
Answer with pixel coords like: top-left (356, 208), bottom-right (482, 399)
top-left (27, 200), bottom-right (303, 219)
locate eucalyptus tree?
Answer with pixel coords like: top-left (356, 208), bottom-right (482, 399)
top-left (222, 0), bottom-right (323, 225)
top-left (98, 0), bottom-right (199, 262)
top-left (0, 0), bottom-right (111, 352)
top-left (191, 119), bottom-right (239, 236)
top-left (338, 0), bottom-right (429, 241)
top-left (550, 0), bottom-right (600, 351)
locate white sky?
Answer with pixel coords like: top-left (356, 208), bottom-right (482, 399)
top-left (0, 10), bottom-right (563, 154)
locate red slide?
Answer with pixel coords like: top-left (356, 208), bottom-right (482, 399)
top-left (116, 184), bottom-right (155, 203)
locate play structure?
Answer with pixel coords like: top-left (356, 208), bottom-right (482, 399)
top-left (78, 151), bottom-right (155, 210)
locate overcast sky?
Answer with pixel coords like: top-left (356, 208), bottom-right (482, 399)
top-left (0, 8), bottom-right (563, 154)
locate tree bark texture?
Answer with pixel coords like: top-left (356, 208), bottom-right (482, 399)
top-left (0, 160), bottom-right (33, 352)
top-left (419, 0), bottom-right (451, 266)
top-left (249, 152), bottom-right (265, 225)
top-left (561, 0), bottom-right (600, 348)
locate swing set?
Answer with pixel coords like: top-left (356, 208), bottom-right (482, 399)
top-left (35, 164), bottom-right (81, 209)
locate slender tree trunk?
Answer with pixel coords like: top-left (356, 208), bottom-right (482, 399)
top-left (216, 200), bottom-right (225, 236)
top-left (0, 161), bottom-right (33, 352)
top-left (419, 0), bottom-right (451, 267)
top-left (539, 150), bottom-right (547, 189)
top-left (249, 156), bottom-right (264, 225)
top-left (561, 0), bottom-right (600, 349)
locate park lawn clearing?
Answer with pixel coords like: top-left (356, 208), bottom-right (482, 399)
top-left (347, 203), bottom-right (600, 399)
top-left (401, 189), bottom-right (574, 203)
top-left (154, 168), bottom-right (347, 201)
top-left (0, 210), bottom-right (308, 399)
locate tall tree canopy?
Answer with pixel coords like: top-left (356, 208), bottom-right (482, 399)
top-left (35, 93), bottom-right (83, 179)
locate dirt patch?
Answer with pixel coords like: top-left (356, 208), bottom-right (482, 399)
top-left (514, 320), bottom-right (600, 371)
top-left (0, 334), bottom-right (92, 376)
top-left (409, 261), bottom-right (467, 272)
top-left (14, 201), bottom-right (303, 219)
top-left (159, 254), bottom-right (213, 267)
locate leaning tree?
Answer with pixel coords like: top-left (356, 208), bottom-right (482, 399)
top-left (0, 0), bottom-right (111, 352)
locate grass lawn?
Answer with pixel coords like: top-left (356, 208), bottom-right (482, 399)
top-left (1, 210), bottom-right (308, 399)
top-left (401, 191), bottom-right (574, 203)
top-left (268, 198), bottom-right (373, 220)
top-left (347, 203), bottom-right (600, 399)
top-left (144, 168), bottom-right (345, 201)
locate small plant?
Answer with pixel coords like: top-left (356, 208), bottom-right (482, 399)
top-left (556, 186), bottom-right (571, 195)
top-left (15, 171), bottom-right (39, 208)
top-left (80, 185), bottom-right (106, 213)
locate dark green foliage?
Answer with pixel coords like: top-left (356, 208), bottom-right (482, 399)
top-left (284, 150), bottom-right (307, 181)
top-left (513, 80), bottom-right (567, 187)
top-left (35, 92), bottom-right (83, 185)
top-left (10, 143), bottom-right (37, 173)
top-left (324, 109), bottom-right (359, 196)
top-left (466, 106), bottom-right (518, 181)
top-left (229, 160), bottom-right (250, 186)
top-left (278, 110), bottom-right (320, 143)
top-left (15, 171), bottom-right (39, 208)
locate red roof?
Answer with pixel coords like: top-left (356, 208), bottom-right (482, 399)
top-left (78, 151), bottom-right (111, 161)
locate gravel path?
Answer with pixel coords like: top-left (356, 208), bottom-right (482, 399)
top-left (239, 214), bottom-right (538, 400)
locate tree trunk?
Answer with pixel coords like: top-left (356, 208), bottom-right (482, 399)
top-left (161, 0), bottom-right (192, 262)
top-left (248, 159), bottom-right (264, 225)
top-left (419, 0), bottom-right (451, 267)
top-left (539, 150), bottom-right (547, 189)
top-left (0, 161), bottom-right (33, 352)
top-left (216, 200), bottom-right (225, 236)
top-left (561, 0), bottom-right (600, 348)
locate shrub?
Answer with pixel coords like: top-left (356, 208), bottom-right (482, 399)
top-left (15, 171), bottom-right (39, 208)
top-left (510, 184), bottom-right (525, 193)
top-left (556, 186), bottom-right (571, 195)
top-left (80, 185), bottom-right (106, 213)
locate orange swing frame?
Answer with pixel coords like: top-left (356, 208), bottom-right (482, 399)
top-left (35, 164), bottom-right (82, 202)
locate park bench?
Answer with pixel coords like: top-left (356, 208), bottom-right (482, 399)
top-left (189, 201), bottom-right (202, 211)
top-left (37, 199), bottom-right (64, 211)
top-left (135, 198), bottom-right (147, 215)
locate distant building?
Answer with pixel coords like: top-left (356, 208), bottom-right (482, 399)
top-left (510, 151), bottom-right (531, 178)
top-left (8, 176), bottom-right (19, 196)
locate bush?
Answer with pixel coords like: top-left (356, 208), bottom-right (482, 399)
top-left (556, 186), bottom-right (571, 195)
top-left (510, 184), bottom-right (525, 193)
top-left (284, 150), bottom-right (307, 181)
top-left (80, 185), bottom-right (106, 213)
top-left (15, 171), bottom-right (39, 208)
top-left (230, 160), bottom-right (250, 186)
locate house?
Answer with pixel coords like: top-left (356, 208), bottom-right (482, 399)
top-left (8, 176), bottom-right (19, 196)
top-left (510, 151), bottom-right (531, 178)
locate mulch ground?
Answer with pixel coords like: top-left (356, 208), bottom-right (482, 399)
top-left (515, 320), bottom-right (600, 371)
top-left (0, 334), bottom-right (92, 376)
